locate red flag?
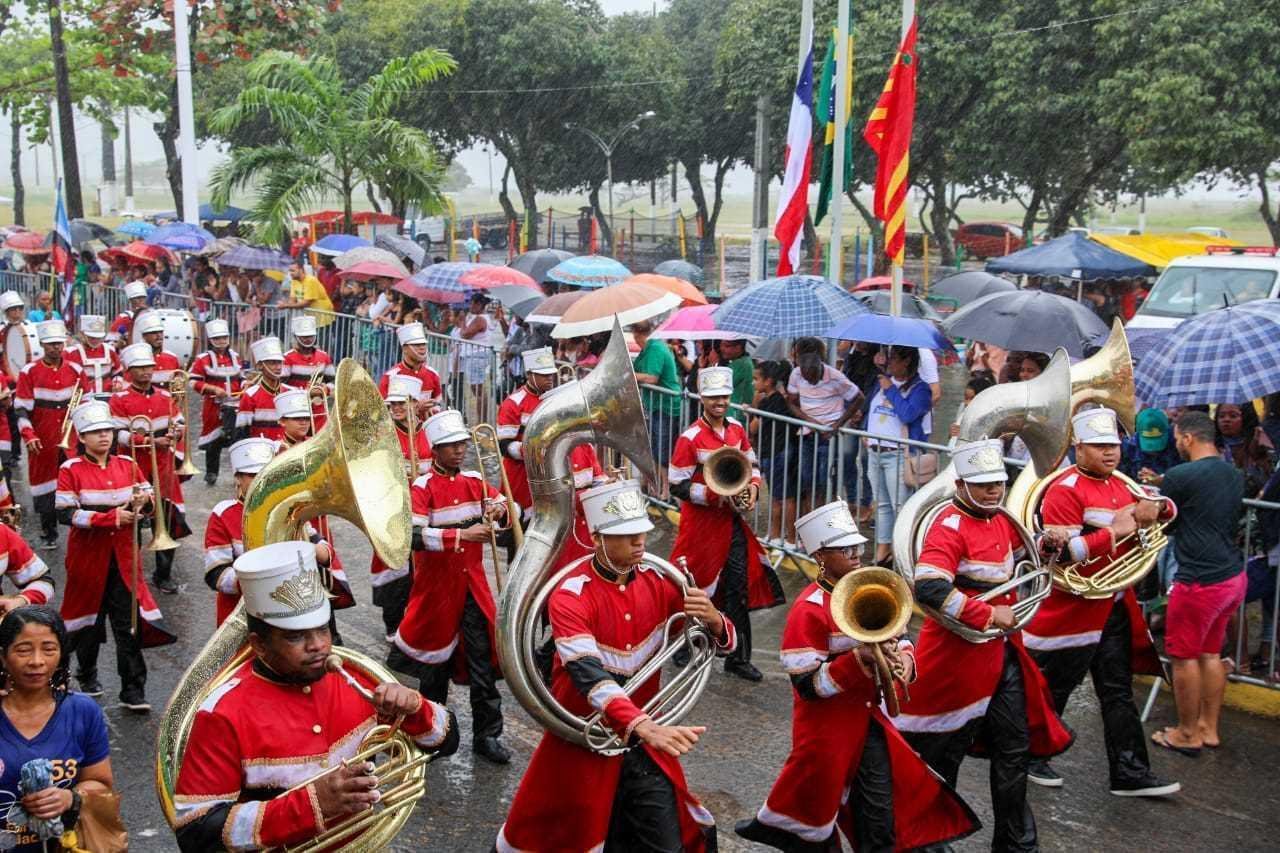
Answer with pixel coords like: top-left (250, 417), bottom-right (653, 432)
top-left (862, 17), bottom-right (918, 266)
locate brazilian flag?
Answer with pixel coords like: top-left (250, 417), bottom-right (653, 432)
top-left (814, 16), bottom-right (854, 227)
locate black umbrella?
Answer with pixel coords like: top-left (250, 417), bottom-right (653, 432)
top-left (654, 259), bottom-right (705, 287)
top-left (855, 291), bottom-right (943, 321)
top-left (510, 248), bottom-right (574, 284)
top-left (930, 271), bottom-right (1016, 306)
top-left (940, 289), bottom-right (1108, 357)
top-left (47, 219), bottom-right (118, 250)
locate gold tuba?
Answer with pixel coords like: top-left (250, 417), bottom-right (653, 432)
top-left (830, 567), bottom-right (914, 715)
top-left (891, 349), bottom-right (1072, 643)
top-left (154, 359), bottom-right (421, 851)
top-left (496, 322), bottom-right (718, 753)
top-left (702, 446), bottom-right (753, 511)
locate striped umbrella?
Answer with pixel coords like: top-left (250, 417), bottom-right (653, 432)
top-left (544, 254), bottom-right (632, 288)
top-left (215, 244), bottom-right (294, 271)
top-left (405, 262), bottom-right (484, 295)
top-left (713, 274), bottom-right (868, 338)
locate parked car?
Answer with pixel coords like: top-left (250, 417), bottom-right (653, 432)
top-left (1126, 246), bottom-right (1280, 332)
top-left (952, 222), bottom-right (1024, 259)
top-left (1187, 225), bottom-right (1230, 239)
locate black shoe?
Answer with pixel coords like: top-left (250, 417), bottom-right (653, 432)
top-left (152, 576), bottom-right (179, 594)
top-left (725, 660), bottom-right (764, 682)
top-left (119, 691), bottom-right (151, 713)
top-left (38, 536), bottom-right (58, 552)
top-left (735, 817), bottom-right (830, 851)
top-left (473, 735), bottom-right (511, 765)
top-left (1027, 758), bottom-right (1063, 787)
top-left (204, 475), bottom-right (218, 487)
top-left (77, 678), bottom-right (104, 698)
top-left (1110, 774), bottom-right (1181, 797)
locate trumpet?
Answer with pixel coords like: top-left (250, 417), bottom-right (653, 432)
top-left (470, 424), bottom-right (525, 593)
top-left (830, 567), bottom-right (914, 716)
top-left (57, 386), bottom-right (85, 449)
top-left (169, 371), bottom-right (200, 477)
top-left (305, 369), bottom-right (330, 435)
top-left (128, 415), bottom-right (179, 552)
top-left (227, 369), bottom-right (261, 399)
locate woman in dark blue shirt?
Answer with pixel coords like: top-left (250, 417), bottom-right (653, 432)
top-left (0, 607), bottom-right (113, 852)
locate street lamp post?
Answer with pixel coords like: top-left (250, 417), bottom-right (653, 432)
top-left (565, 111), bottom-right (656, 241)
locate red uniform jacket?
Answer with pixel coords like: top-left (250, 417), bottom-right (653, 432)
top-left (15, 358), bottom-right (82, 500)
top-left (1023, 467), bottom-right (1174, 675)
top-left (754, 583), bottom-right (977, 850)
top-left (0, 523), bottom-right (53, 605)
top-left (283, 347), bottom-right (334, 430)
top-left (897, 502), bottom-right (1072, 758)
top-left (669, 417), bottom-right (783, 610)
top-left (66, 341), bottom-right (121, 398)
top-left (190, 348), bottom-right (244, 447)
top-left (370, 423), bottom-right (433, 588)
top-left (151, 349), bottom-right (182, 387)
top-left (55, 454), bottom-right (174, 646)
top-left (497, 555), bottom-right (736, 852)
top-left (392, 468), bottom-right (499, 675)
top-left (109, 310), bottom-right (135, 343)
top-left (378, 361), bottom-right (444, 405)
top-left (109, 385), bottom-right (189, 537)
top-left (235, 379), bottom-right (285, 441)
top-left (174, 660), bottom-right (452, 850)
top-left (0, 377), bottom-right (13, 454)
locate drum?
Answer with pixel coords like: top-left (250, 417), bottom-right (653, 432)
top-left (2, 322), bottom-right (40, 379)
top-left (130, 308), bottom-right (198, 366)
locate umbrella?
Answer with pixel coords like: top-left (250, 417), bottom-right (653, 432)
top-left (941, 289), bottom-right (1109, 358)
top-left (623, 273), bottom-right (706, 307)
top-left (406, 262), bottom-right (484, 296)
top-left (653, 259), bottom-right (704, 287)
top-left (152, 203), bottom-right (250, 223)
top-left (544, 254), bottom-right (632, 288)
top-left (313, 234), bottom-right (371, 257)
top-left (459, 265), bottom-right (541, 291)
top-left (1124, 326), bottom-right (1174, 362)
top-left (4, 231), bottom-right (49, 253)
top-left (193, 236), bottom-right (247, 257)
top-left (114, 240), bottom-right (172, 264)
top-left (713, 274), bottom-right (868, 338)
top-left (527, 291), bottom-right (589, 325)
top-left (552, 282), bottom-right (681, 338)
top-left (334, 246), bottom-right (406, 273)
top-left (508, 294), bottom-right (544, 320)
top-left (393, 278), bottom-right (466, 305)
top-left (1133, 300), bottom-right (1280, 407)
top-left (986, 231), bottom-right (1156, 279)
top-left (375, 233), bottom-right (427, 269)
top-left (215, 244), bottom-right (294, 271)
top-left (825, 313), bottom-right (954, 351)
top-left (930, 271), bottom-right (1017, 306)
top-left (485, 284), bottom-right (545, 312)
top-left (66, 219), bottom-right (117, 248)
top-left (652, 304), bottom-right (753, 341)
top-left (146, 222), bottom-right (215, 252)
top-left (510, 248), bottom-right (574, 284)
top-left (116, 220), bottom-right (157, 239)
top-left (855, 291), bottom-right (942, 321)
top-left (337, 261), bottom-right (412, 281)
top-left (854, 275), bottom-right (916, 292)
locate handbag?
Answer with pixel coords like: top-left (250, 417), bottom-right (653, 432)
top-left (904, 451), bottom-right (939, 488)
top-left (63, 790), bottom-right (128, 853)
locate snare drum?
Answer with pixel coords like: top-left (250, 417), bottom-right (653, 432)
top-left (130, 308), bottom-right (198, 367)
top-left (2, 322), bottom-right (40, 379)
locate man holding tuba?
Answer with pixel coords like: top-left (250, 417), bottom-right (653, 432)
top-left (669, 366), bottom-right (783, 682)
top-left (173, 541), bottom-right (458, 852)
top-left (1022, 408), bottom-right (1180, 796)
top-left (895, 438), bottom-right (1072, 853)
top-left (497, 479), bottom-right (734, 853)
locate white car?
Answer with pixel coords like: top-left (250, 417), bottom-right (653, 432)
top-left (1127, 247), bottom-right (1280, 332)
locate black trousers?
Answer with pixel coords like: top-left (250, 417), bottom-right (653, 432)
top-left (906, 643), bottom-right (1036, 853)
top-left (417, 591), bottom-right (503, 739)
top-left (1030, 599), bottom-right (1151, 786)
top-left (35, 491), bottom-right (57, 540)
top-left (72, 561), bottom-right (147, 699)
top-left (722, 523), bottom-right (752, 665)
top-left (372, 574), bottom-right (412, 637)
top-left (604, 748), bottom-right (685, 853)
top-left (850, 721), bottom-right (895, 853)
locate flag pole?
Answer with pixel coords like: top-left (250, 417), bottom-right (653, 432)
top-left (827, 0), bottom-right (850, 287)
top-left (890, 0), bottom-right (916, 318)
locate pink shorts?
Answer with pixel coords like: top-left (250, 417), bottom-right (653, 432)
top-left (1165, 572), bottom-right (1247, 659)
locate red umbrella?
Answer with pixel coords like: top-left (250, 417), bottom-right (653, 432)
top-left (854, 275), bottom-right (915, 292)
top-left (337, 260), bottom-right (413, 281)
top-left (458, 264), bottom-right (542, 292)
top-left (3, 231), bottom-right (49, 254)
top-left (118, 241), bottom-right (172, 264)
top-left (394, 277), bottom-right (466, 305)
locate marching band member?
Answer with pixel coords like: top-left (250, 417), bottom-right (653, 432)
top-left (496, 479), bottom-right (734, 852)
top-left (378, 321), bottom-right (444, 418)
top-left (109, 280), bottom-right (149, 343)
top-left (282, 314), bottom-right (334, 431)
top-left (204, 437), bottom-right (334, 627)
top-left (0, 519), bottom-right (54, 614)
top-left (736, 501), bottom-right (978, 852)
top-left (136, 311), bottom-right (181, 387)
top-left (235, 336), bottom-right (286, 441)
top-left (15, 319), bottom-right (82, 550)
top-left (370, 374), bottom-right (432, 640)
top-left (1023, 408), bottom-right (1180, 796)
top-left (388, 409), bottom-right (510, 765)
top-left (173, 540), bottom-right (458, 852)
top-left (56, 399), bottom-right (176, 710)
top-left (65, 314), bottom-right (122, 399)
top-left (109, 342), bottom-right (191, 595)
top-left (896, 438), bottom-right (1073, 853)
top-left (0, 290), bottom-right (24, 327)
top-left (669, 365), bottom-right (783, 682)
top-left (189, 318), bottom-right (244, 485)
top-left (0, 293), bottom-right (23, 476)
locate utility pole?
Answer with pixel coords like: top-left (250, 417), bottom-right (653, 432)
top-left (172, 0), bottom-right (200, 223)
top-left (123, 108), bottom-right (135, 212)
top-left (100, 117), bottom-right (117, 215)
top-left (48, 0), bottom-right (82, 217)
top-left (750, 94), bottom-right (770, 282)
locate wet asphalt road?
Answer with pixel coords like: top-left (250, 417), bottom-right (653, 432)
top-left (10, 439), bottom-right (1280, 852)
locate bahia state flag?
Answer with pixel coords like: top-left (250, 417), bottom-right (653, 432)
top-left (51, 180), bottom-right (77, 324)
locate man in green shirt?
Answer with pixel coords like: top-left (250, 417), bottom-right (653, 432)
top-left (631, 319), bottom-right (683, 492)
top-left (719, 338), bottom-right (754, 411)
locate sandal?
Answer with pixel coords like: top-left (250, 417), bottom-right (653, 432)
top-left (1151, 727), bottom-right (1201, 758)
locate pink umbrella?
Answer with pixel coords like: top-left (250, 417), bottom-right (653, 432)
top-left (652, 304), bottom-right (754, 341)
top-left (337, 260), bottom-right (412, 281)
top-left (458, 265), bottom-right (542, 292)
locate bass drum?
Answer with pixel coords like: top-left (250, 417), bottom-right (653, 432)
top-left (130, 308), bottom-right (198, 367)
top-left (2, 321), bottom-right (40, 379)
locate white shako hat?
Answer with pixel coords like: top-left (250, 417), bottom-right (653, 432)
top-left (425, 409), bottom-right (469, 446)
top-left (229, 438), bottom-right (276, 475)
top-left (251, 336), bottom-right (284, 364)
top-left (124, 281), bottom-right (148, 300)
top-left (697, 366), bottom-right (734, 398)
top-left (522, 346), bottom-right (557, 376)
top-left (796, 500), bottom-right (867, 555)
top-left (205, 318), bottom-right (230, 339)
top-left (79, 315), bottom-right (106, 339)
top-left (953, 438), bottom-right (1008, 484)
top-left (0, 291), bottom-right (23, 311)
top-left (581, 478), bottom-right (653, 536)
top-left (385, 374), bottom-right (422, 404)
top-left (234, 541), bottom-right (330, 631)
top-left (134, 312), bottom-right (164, 336)
top-left (274, 388), bottom-right (311, 420)
top-left (397, 322), bottom-right (428, 346)
top-left (291, 314), bottom-right (317, 338)
top-left (120, 342), bottom-right (156, 369)
top-left (36, 320), bottom-right (68, 343)
top-left (1072, 407), bottom-right (1121, 445)
top-left (71, 400), bottom-right (115, 434)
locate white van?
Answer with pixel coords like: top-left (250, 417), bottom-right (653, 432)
top-left (1126, 247), bottom-right (1280, 332)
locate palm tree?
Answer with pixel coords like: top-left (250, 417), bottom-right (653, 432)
top-left (209, 48), bottom-right (456, 244)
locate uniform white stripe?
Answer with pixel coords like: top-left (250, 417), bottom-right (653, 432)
top-left (756, 802), bottom-right (837, 843)
top-left (780, 648), bottom-right (823, 673)
top-left (814, 663), bottom-right (842, 698)
top-left (895, 696), bottom-right (993, 733)
top-left (1022, 629), bottom-right (1103, 651)
top-left (392, 631), bottom-right (458, 664)
top-left (225, 801), bottom-right (264, 850)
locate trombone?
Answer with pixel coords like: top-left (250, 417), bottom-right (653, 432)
top-left (128, 415), bottom-right (179, 552)
top-left (169, 371), bottom-right (200, 477)
top-left (57, 386), bottom-right (85, 450)
top-left (470, 423), bottom-right (525, 592)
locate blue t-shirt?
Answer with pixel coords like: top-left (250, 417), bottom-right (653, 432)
top-left (0, 694), bottom-right (109, 851)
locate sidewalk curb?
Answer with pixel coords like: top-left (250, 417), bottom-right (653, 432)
top-left (1135, 674), bottom-right (1280, 720)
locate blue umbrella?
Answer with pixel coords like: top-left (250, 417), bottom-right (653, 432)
top-left (713, 274), bottom-right (868, 338)
top-left (1134, 300), bottom-right (1280, 407)
top-left (544, 254), bottom-right (632, 288)
top-left (313, 234), bottom-right (371, 257)
top-left (147, 222), bottom-right (215, 252)
top-left (116, 220), bottom-right (157, 239)
top-left (825, 313), bottom-right (954, 351)
top-left (215, 244), bottom-right (294, 271)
